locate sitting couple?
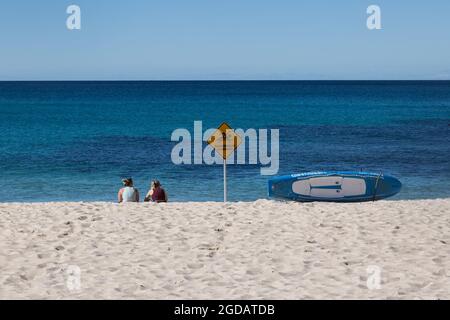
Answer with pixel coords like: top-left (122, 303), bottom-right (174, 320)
top-left (118, 178), bottom-right (168, 203)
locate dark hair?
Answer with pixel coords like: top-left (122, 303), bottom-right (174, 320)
top-left (122, 178), bottom-right (133, 186)
top-left (151, 179), bottom-right (161, 189)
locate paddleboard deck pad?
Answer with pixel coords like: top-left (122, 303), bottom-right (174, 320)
top-left (268, 171), bottom-right (401, 202)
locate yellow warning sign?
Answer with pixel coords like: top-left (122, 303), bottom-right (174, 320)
top-left (207, 122), bottom-right (242, 160)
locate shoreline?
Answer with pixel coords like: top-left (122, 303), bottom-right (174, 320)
top-left (1, 198), bottom-right (449, 299)
top-left (1, 196), bottom-right (449, 204)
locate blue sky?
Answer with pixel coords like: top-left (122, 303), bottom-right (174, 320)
top-left (1, 0), bottom-right (449, 80)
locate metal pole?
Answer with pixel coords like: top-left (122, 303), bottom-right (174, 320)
top-left (223, 158), bottom-right (227, 202)
top-left (222, 131), bottom-right (227, 203)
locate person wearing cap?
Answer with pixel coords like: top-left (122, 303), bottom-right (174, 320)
top-left (144, 179), bottom-right (168, 203)
top-left (118, 178), bottom-right (140, 203)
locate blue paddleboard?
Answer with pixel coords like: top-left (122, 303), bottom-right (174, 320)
top-left (268, 171), bottom-right (401, 202)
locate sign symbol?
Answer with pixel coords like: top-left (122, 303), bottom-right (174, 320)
top-left (207, 122), bottom-right (242, 160)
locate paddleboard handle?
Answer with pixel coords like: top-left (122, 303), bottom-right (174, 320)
top-left (372, 171), bottom-right (383, 202)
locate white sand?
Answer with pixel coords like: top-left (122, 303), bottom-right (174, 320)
top-left (0, 199), bottom-right (449, 299)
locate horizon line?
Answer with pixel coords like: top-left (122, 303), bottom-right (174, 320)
top-left (1, 79), bottom-right (450, 82)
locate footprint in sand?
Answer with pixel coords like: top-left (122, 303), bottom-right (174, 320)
top-left (432, 257), bottom-right (443, 264)
top-left (246, 269), bottom-right (260, 276)
top-left (187, 263), bottom-right (204, 269)
top-left (57, 232), bottom-right (70, 238)
top-left (198, 243), bottom-right (215, 251)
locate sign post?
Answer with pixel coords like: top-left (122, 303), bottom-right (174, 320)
top-left (207, 123), bottom-right (241, 203)
top-left (223, 159), bottom-right (227, 202)
top-left (222, 131), bottom-right (227, 202)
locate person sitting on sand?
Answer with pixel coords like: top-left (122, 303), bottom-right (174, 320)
top-left (144, 179), bottom-right (168, 203)
top-left (118, 178), bottom-right (139, 203)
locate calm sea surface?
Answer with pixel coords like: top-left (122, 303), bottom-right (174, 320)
top-left (0, 81), bottom-right (449, 202)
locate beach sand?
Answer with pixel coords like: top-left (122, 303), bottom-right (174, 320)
top-left (0, 199), bottom-right (449, 299)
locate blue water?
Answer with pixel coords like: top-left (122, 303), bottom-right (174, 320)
top-left (0, 81), bottom-right (449, 202)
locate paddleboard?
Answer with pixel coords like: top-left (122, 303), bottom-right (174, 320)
top-left (268, 171), bottom-right (401, 202)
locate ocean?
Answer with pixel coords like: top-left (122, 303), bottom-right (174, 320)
top-left (0, 81), bottom-right (449, 202)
